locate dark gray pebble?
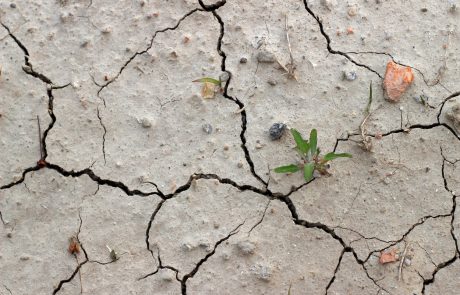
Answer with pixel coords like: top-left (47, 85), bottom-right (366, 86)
top-left (269, 123), bottom-right (286, 140)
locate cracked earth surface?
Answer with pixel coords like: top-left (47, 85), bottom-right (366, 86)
top-left (1, 0), bottom-right (460, 294)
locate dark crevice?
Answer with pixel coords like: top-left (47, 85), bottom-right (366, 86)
top-left (437, 91), bottom-right (460, 123)
top-left (418, 148), bottom-right (460, 293)
top-left (345, 51), bottom-right (451, 90)
top-left (138, 248), bottom-right (181, 282)
top-left (362, 214), bottom-right (452, 264)
top-left (421, 149), bottom-right (460, 293)
top-left (145, 200), bottom-right (166, 258)
top-left (375, 122), bottom-right (459, 142)
top-left (197, 0), bottom-right (226, 11)
top-left (96, 8), bottom-right (203, 100)
top-left (53, 212), bottom-right (88, 294)
top-left (301, 1), bottom-right (383, 79)
top-left (202, 5), bottom-right (268, 187)
top-left (248, 200), bottom-right (271, 235)
top-left (181, 221), bottom-right (244, 294)
top-left (96, 107), bottom-right (107, 164)
top-left (1, 22), bottom-right (54, 85)
top-left (46, 162), bottom-right (163, 198)
top-left (325, 248), bottom-right (345, 294)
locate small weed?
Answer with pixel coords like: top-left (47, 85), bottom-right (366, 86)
top-left (193, 77), bottom-right (222, 99)
top-left (274, 128), bottom-right (352, 181)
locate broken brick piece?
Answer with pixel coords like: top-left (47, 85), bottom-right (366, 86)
top-left (383, 61), bottom-right (414, 102)
top-left (379, 248), bottom-right (398, 264)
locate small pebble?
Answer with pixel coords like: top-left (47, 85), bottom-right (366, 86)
top-left (237, 162), bottom-right (243, 168)
top-left (255, 143), bottom-right (263, 149)
top-left (140, 118), bottom-right (152, 128)
top-left (240, 57), bottom-right (248, 64)
top-left (347, 6), bottom-right (358, 16)
top-left (101, 27), bottom-right (112, 34)
top-left (446, 102), bottom-right (460, 127)
top-left (267, 79), bottom-right (277, 86)
top-left (237, 240), bottom-right (256, 255)
top-left (256, 51), bottom-right (276, 63)
top-left (404, 258), bottom-right (411, 266)
top-left (269, 123), bottom-right (286, 140)
top-left (6, 232), bottom-right (12, 238)
top-left (202, 123), bottom-right (213, 134)
top-left (343, 70), bottom-right (357, 81)
top-left (421, 7), bottom-right (428, 12)
top-left (223, 144), bottom-right (230, 151)
top-left (10, 3), bottom-right (16, 8)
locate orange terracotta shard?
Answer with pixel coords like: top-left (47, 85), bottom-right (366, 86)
top-left (383, 61), bottom-right (414, 102)
top-left (379, 248), bottom-right (398, 264)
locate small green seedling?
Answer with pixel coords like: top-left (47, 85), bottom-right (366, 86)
top-left (193, 77), bottom-right (222, 99)
top-left (274, 128), bottom-right (352, 181)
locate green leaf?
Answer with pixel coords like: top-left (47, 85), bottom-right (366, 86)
top-left (303, 162), bottom-right (315, 181)
top-left (323, 152), bottom-right (353, 162)
top-left (274, 164), bottom-right (300, 174)
top-left (290, 128), bottom-right (309, 155)
top-left (192, 77), bottom-right (221, 85)
top-left (309, 129), bottom-right (318, 157)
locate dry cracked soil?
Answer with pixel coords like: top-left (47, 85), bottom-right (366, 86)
top-left (1, 0), bottom-right (460, 294)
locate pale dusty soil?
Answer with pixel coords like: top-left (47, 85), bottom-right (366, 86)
top-left (1, 0), bottom-right (460, 294)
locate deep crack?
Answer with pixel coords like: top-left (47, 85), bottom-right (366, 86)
top-left (302, 1), bottom-right (383, 78)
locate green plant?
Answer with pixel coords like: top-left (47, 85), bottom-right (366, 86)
top-left (193, 77), bottom-right (222, 99)
top-left (274, 128), bottom-right (352, 181)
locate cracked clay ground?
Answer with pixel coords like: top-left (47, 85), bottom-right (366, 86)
top-left (1, 0), bottom-right (460, 294)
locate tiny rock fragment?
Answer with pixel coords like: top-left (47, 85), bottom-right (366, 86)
top-left (267, 79), bottom-right (277, 86)
top-left (240, 57), bottom-right (248, 64)
top-left (101, 27), bottom-right (112, 34)
top-left (321, 0), bottom-right (337, 10)
top-left (346, 27), bottom-right (354, 34)
top-left (347, 5), bottom-right (358, 16)
top-left (379, 248), bottom-right (398, 264)
top-left (383, 61), bottom-right (414, 102)
top-left (269, 123), bottom-right (286, 140)
top-left (139, 118), bottom-right (152, 128)
top-left (68, 237), bottom-right (80, 255)
top-left (343, 70), bottom-right (357, 81)
top-left (250, 264), bottom-right (272, 281)
top-left (446, 102), bottom-right (460, 129)
top-left (237, 240), bottom-right (256, 255)
top-left (257, 51), bottom-right (276, 63)
top-left (202, 123), bottom-right (213, 134)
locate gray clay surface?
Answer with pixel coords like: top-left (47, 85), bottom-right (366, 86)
top-left (1, 1), bottom-right (460, 294)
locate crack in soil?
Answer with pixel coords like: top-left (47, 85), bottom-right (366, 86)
top-left (204, 4), bottom-right (269, 187)
top-left (1, 2), bottom-right (460, 294)
top-left (53, 212), bottom-right (88, 294)
top-left (301, 2), bottom-right (453, 90)
top-left (96, 106), bottom-right (107, 164)
top-left (95, 8), bottom-right (203, 103)
top-left (301, 1), bottom-right (383, 79)
top-left (180, 221), bottom-right (244, 294)
top-left (420, 149), bottom-right (460, 293)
